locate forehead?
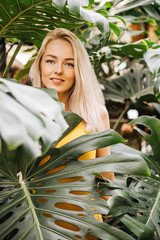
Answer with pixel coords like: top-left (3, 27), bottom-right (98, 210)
top-left (44, 38), bottom-right (74, 57)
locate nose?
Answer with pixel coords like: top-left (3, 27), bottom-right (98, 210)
top-left (54, 62), bottom-right (63, 75)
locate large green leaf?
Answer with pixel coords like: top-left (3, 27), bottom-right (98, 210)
top-left (0, 0), bottom-right (84, 42)
top-left (130, 116), bottom-right (160, 164)
top-left (52, 0), bottom-right (110, 35)
top-left (0, 78), bottom-right (68, 177)
top-left (102, 174), bottom-right (159, 240)
top-left (0, 123), bottom-right (150, 240)
top-left (0, 0), bottom-right (112, 43)
top-left (110, 40), bottom-right (148, 59)
top-left (110, 0), bottom-right (154, 15)
top-left (144, 46), bottom-right (160, 77)
top-left (99, 115), bottom-right (160, 240)
top-left (102, 61), bottom-right (154, 102)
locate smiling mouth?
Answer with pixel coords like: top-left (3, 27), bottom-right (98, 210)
top-left (50, 78), bottom-right (65, 83)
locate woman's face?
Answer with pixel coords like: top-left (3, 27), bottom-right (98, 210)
top-left (40, 38), bottom-right (75, 98)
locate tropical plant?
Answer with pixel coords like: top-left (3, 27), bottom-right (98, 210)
top-left (97, 115), bottom-right (160, 240)
top-left (0, 78), bottom-right (151, 240)
top-left (0, 0), bottom-right (124, 79)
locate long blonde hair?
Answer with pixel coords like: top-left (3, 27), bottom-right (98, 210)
top-left (30, 28), bottom-right (106, 132)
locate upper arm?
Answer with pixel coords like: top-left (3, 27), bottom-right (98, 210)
top-left (96, 106), bottom-right (110, 158)
top-left (96, 106), bottom-right (115, 182)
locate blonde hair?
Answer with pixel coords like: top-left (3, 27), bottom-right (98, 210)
top-left (30, 28), bottom-right (106, 132)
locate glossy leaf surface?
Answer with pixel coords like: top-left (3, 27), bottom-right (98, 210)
top-left (102, 61), bottom-right (154, 102)
top-left (102, 116), bottom-right (160, 240)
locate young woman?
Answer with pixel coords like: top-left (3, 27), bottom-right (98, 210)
top-left (30, 28), bottom-right (115, 195)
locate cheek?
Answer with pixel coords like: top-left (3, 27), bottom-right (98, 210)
top-left (69, 69), bottom-right (75, 81)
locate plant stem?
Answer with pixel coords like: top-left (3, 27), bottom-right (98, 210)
top-left (2, 40), bottom-right (23, 78)
top-left (113, 100), bottom-right (131, 131)
top-left (21, 178), bottom-right (43, 240)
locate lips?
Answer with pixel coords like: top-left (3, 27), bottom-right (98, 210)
top-left (50, 78), bottom-right (64, 83)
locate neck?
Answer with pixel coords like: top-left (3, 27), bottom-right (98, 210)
top-left (57, 92), bottom-right (69, 111)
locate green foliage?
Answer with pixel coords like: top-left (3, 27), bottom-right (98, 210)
top-left (102, 61), bottom-right (154, 102)
top-left (0, 78), bottom-right (151, 240)
top-left (144, 45), bottom-right (160, 77)
top-left (0, 78), bottom-right (67, 178)
top-left (99, 116), bottom-right (160, 239)
top-left (0, 0), bottom-right (84, 43)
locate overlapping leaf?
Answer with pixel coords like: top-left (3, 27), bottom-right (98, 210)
top-left (130, 116), bottom-right (160, 164)
top-left (52, 0), bottom-right (110, 35)
top-left (102, 61), bottom-right (154, 102)
top-left (110, 0), bottom-right (155, 15)
top-left (144, 46), bottom-right (160, 77)
top-left (0, 0), bottom-right (84, 42)
top-left (0, 0), bottom-right (111, 44)
top-left (100, 116), bottom-right (160, 240)
top-left (0, 122), bottom-right (150, 240)
top-left (0, 78), bottom-right (68, 178)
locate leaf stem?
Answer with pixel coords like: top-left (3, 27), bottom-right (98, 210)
top-left (113, 100), bottom-right (131, 131)
top-left (2, 40), bottom-right (23, 78)
top-left (21, 179), bottom-right (43, 240)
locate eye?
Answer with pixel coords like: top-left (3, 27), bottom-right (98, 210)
top-left (65, 63), bottom-right (74, 67)
top-left (46, 60), bottom-right (55, 64)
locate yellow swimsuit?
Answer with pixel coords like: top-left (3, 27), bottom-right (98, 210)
top-left (56, 121), bottom-right (103, 222)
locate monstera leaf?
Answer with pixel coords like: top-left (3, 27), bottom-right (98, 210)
top-left (144, 46), bottom-right (160, 77)
top-left (0, 0), bottom-right (84, 42)
top-left (102, 61), bottom-right (154, 102)
top-left (99, 116), bottom-right (160, 240)
top-left (109, 0), bottom-right (158, 15)
top-left (0, 124), bottom-right (150, 240)
top-left (0, 81), bottom-right (150, 240)
top-left (0, 78), bottom-right (68, 178)
top-left (0, 0), bottom-right (112, 43)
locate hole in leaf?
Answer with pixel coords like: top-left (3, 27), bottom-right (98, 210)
top-left (0, 212), bottom-right (13, 224)
top-left (30, 190), bottom-right (36, 194)
top-left (65, 158), bottom-right (71, 162)
top-left (0, 202), bottom-right (4, 206)
top-left (55, 220), bottom-right (80, 231)
top-left (58, 177), bottom-right (84, 183)
top-left (139, 197), bottom-right (147, 202)
top-left (131, 198), bottom-right (139, 203)
top-left (94, 214), bottom-right (102, 221)
top-left (19, 217), bottom-right (25, 222)
top-left (75, 235), bottom-right (82, 239)
top-left (96, 189), bottom-right (102, 192)
top-left (45, 190), bottom-right (56, 193)
top-left (46, 165), bottom-right (67, 175)
top-left (137, 212), bottom-right (143, 216)
top-left (37, 182), bottom-right (46, 186)
top-left (42, 213), bottom-right (52, 218)
top-left (31, 178), bottom-right (37, 181)
top-left (9, 193), bottom-right (17, 200)
top-left (3, 228), bottom-right (19, 240)
top-left (16, 203), bottom-right (22, 208)
top-left (38, 155), bottom-right (50, 167)
top-left (37, 199), bottom-right (48, 203)
top-left (85, 234), bottom-right (98, 240)
top-left (69, 191), bottom-right (90, 195)
top-left (54, 203), bottom-right (84, 211)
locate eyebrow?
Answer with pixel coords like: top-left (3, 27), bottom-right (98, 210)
top-left (45, 54), bottom-right (74, 61)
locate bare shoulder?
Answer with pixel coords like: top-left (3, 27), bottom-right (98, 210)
top-left (99, 104), bottom-right (110, 130)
